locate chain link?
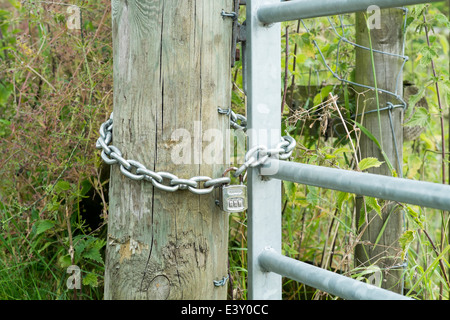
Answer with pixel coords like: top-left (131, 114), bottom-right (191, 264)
top-left (97, 113), bottom-right (296, 191)
top-left (234, 135), bottom-right (296, 177)
top-left (217, 108), bottom-right (297, 175)
top-left (96, 113), bottom-right (231, 194)
top-left (218, 107), bottom-right (247, 131)
top-left (213, 274), bottom-right (229, 287)
top-left (230, 110), bottom-right (247, 131)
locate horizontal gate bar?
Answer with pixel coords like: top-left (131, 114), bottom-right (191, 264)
top-left (258, 248), bottom-right (413, 300)
top-left (257, 0), bottom-right (442, 24)
top-left (262, 159), bottom-right (450, 211)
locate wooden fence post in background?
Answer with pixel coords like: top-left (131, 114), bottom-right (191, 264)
top-left (104, 0), bottom-right (232, 299)
top-left (354, 8), bottom-right (405, 294)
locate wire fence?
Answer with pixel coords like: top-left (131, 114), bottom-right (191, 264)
top-left (288, 8), bottom-right (410, 178)
top-left (244, 0), bottom-right (446, 300)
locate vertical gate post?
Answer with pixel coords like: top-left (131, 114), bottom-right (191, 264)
top-left (354, 8), bottom-right (405, 294)
top-left (246, 0), bottom-right (282, 300)
top-left (104, 0), bottom-right (232, 300)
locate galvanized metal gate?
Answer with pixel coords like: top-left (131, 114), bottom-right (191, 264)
top-left (244, 0), bottom-right (446, 300)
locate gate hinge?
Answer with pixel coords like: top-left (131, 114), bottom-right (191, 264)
top-left (226, 0), bottom-right (247, 68)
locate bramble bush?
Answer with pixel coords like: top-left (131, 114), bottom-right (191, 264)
top-left (0, 0), bottom-right (112, 299)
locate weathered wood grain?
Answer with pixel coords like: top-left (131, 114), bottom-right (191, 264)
top-left (104, 0), bottom-right (232, 300)
top-left (354, 8), bottom-right (405, 294)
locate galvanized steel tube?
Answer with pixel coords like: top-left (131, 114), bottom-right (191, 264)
top-left (257, 0), bottom-right (442, 24)
top-left (263, 159), bottom-right (450, 211)
top-left (246, 0), bottom-right (283, 300)
top-left (258, 248), bottom-right (413, 300)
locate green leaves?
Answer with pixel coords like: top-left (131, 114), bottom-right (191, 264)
top-left (418, 46), bottom-right (439, 66)
top-left (54, 180), bottom-right (72, 193)
top-left (7, 0), bottom-right (22, 9)
top-left (434, 13), bottom-right (450, 29)
top-left (358, 196), bottom-right (382, 228)
top-left (399, 230), bottom-right (415, 261)
top-left (0, 119), bottom-right (11, 138)
top-left (354, 121), bottom-right (396, 176)
top-left (73, 235), bottom-right (106, 265)
top-left (306, 186), bottom-right (319, 207)
top-left (283, 181), bottom-right (297, 201)
top-left (405, 85), bottom-right (427, 111)
top-left (35, 220), bottom-right (56, 235)
top-left (0, 82), bottom-right (13, 107)
top-left (336, 191), bottom-right (350, 211)
top-left (405, 205), bottom-right (425, 229)
top-left (365, 197), bottom-right (382, 218)
top-left (83, 273), bottom-right (99, 287)
top-left (82, 245), bottom-right (104, 264)
top-left (58, 236), bottom-right (106, 289)
top-left (358, 157), bottom-right (384, 171)
top-left (404, 107), bottom-right (431, 128)
top-left (313, 86), bottom-right (333, 106)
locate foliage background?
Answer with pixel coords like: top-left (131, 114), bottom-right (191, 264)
top-left (0, 0), bottom-right (111, 299)
top-left (0, 0), bottom-right (449, 299)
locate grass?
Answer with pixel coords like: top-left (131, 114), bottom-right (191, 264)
top-left (0, 0), bottom-right (111, 299)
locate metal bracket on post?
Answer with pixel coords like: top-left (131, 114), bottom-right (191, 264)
top-left (230, 0), bottom-right (240, 68)
top-left (221, 10), bottom-right (238, 20)
top-left (221, 4), bottom-right (247, 92)
top-left (223, 0), bottom-right (247, 68)
top-left (237, 21), bottom-right (247, 94)
top-left (238, 21), bottom-right (247, 94)
top-left (231, 22), bottom-right (246, 68)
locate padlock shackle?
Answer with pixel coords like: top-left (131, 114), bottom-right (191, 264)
top-left (223, 167), bottom-right (244, 184)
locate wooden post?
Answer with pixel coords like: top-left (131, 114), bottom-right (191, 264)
top-left (104, 0), bottom-right (232, 299)
top-left (354, 8), bottom-right (405, 294)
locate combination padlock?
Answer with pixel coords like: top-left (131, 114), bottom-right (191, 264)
top-left (219, 167), bottom-right (247, 213)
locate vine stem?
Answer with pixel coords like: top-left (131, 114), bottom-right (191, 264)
top-left (422, 9), bottom-right (449, 299)
top-left (422, 228), bottom-right (450, 289)
top-left (422, 11), bottom-right (447, 186)
top-left (282, 26), bottom-right (290, 113)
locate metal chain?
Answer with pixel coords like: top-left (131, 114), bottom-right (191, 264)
top-left (230, 110), bottom-right (247, 131)
top-left (96, 113), bottom-right (231, 195)
top-left (218, 107), bottom-right (297, 177)
top-left (234, 135), bottom-right (296, 177)
top-left (213, 274), bottom-right (229, 287)
top-left (97, 113), bottom-right (296, 190)
top-left (218, 107), bottom-right (247, 131)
